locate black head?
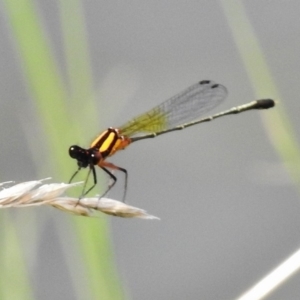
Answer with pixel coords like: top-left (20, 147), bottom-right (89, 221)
top-left (69, 145), bottom-right (99, 168)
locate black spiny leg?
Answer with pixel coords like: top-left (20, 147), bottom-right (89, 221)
top-left (81, 165), bottom-right (97, 197)
top-left (69, 167), bottom-right (81, 184)
top-left (119, 167), bottom-right (128, 203)
top-left (99, 162), bottom-right (128, 203)
top-left (99, 166), bottom-right (117, 201)
top-left (75, 165), bottom-right (97, 207)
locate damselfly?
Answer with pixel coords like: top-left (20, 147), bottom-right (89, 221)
top-left (69, 80), bottom-right (275, 201)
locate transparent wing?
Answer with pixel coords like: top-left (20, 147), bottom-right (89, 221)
top-left (119, 80), bottom-right (228, 137)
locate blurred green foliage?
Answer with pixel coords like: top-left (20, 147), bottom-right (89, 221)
top-left (1, 0), bottom-right (125, 299)
top-left (221, 1), bottom-right (300, 191)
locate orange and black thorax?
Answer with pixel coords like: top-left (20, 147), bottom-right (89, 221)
top-left (69, 128), bottom-right (131, 168)
top-left (90, 127), bottom-right (131, 160)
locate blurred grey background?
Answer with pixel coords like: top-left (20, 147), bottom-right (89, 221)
top-left (1, 0), bottom-right (300, 299)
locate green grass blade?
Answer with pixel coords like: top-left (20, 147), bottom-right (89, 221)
top-left (0, 213), bottom-right (33, 300)
top-left (2, 0), bottom-right (70, 176)
top-left (2, 0), bottom-right (125, 299)
top-left (58, 0), bottom-right (125, 299)
top-left (58, 0), bottom-right (99, 131)
top-left (220, 0), bottom-right (300, 190)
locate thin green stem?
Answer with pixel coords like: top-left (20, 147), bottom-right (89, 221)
top-left (221, 0), bottom-right (300, 190)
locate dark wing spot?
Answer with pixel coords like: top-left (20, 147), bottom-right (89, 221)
top-left (199, 80), bottom-right (210, 85)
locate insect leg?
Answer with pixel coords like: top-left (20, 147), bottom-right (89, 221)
top-left (75, 165), bottom-right (97, 207)
top-left (81, 165), bottom-right (98, 197)
top-left (99, 166), bottom-right (117, 199)
top-left (100, 161), bottom-right (128, 202)
top-left (69, 167), bottom-right (81, 183)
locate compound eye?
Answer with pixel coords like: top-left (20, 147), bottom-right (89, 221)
top-left (69, 145), bottom-right (80, 158)
top-left (90, 152), bottom-right (100, 165)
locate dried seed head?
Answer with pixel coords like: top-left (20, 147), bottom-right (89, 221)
top-left (0, 180), bottom-right (159, 220)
